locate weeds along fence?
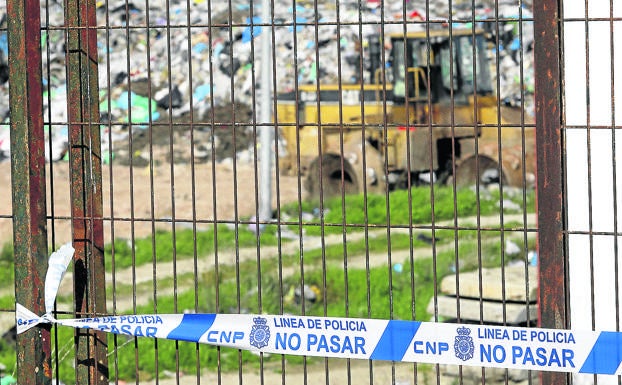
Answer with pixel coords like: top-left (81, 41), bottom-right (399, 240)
top-left (0, 0), bottom-right (618, 383)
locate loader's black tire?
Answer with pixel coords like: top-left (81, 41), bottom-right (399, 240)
top-left (454, 154), bottom-right (506, 187)
top-left (305, 154), bottom-right (359, 200)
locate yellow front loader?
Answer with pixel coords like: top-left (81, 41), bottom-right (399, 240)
top-left (276, 28), bottom-right (534, 199)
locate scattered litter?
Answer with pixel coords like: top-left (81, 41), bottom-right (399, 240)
top-left (416, 233), bottom-right (437, 245)
top-left (248, 215), bottom-right (266, 235)
top-left (393, 263), bottom-right (403, 273)
top-left (500, 199), bottom-right (521, 212)
top-left (278, 227), bottom-right (300, 241)
top-left (505, 239), bottom-right (521, 256)
top-left (294, 284), bottom-right (321, 304)
top-left (419, 171), bottom-right (436, 184)
top-left (0, 0), bottom-right (533, 165)
top-left (0, 376), bottom-right (16, 385)
top-left (528, 250), bottom-right (538, 266)
top-left (0, 361), bottom-right (16, 385)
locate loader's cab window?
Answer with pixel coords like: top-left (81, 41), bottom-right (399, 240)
top-left (391, 38), bottom-right (432, 103)
top-left (438, 34), bottom-right (493, 99)
top-left (392, 41), bottom-right (407, 99)
top-left (391, 32), bottom-right (492, 105)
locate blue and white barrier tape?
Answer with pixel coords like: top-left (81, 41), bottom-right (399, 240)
top-left (15, 305), bottom-right (622, 375)
top-left (13, 244), bottom-right (622, 375)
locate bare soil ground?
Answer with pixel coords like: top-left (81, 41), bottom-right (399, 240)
top-left (143, 359), bottom-right (438, 385)
top-left (0, 158), bottom-right (304, 247)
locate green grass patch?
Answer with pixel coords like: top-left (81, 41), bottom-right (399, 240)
top-left (0, 295), bottom-right (14, 310)
top-left (0, 337), bottom-right (17, 379)
top-left (281, 186), bottom-right (535, 236)
top-left (104, 224), bottom-right (282, 272)
top-left (0, 186), bottom-right (533, 291)
top-left (0, 243), bottom-right (14, 292)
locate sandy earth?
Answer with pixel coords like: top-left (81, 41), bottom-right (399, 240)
top-left (142, 359), bottom-right (530, 385)
top-left (0, 159), bottom-right (304, 248)
top-left (0, 156), bottom-right (303, 330)
top-left (143, 359), bottom-right (442, 385)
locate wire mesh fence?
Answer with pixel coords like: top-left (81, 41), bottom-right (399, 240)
top-left (0, 0), bottom-right (617, 383)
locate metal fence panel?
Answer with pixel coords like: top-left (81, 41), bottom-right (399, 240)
top-left (0, 0), bottom-right (610, 383)
top-left (563, 0), bottom-right (621, 384)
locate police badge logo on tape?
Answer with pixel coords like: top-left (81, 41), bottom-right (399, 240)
top-left (454, 326), bottom-right (474, 361)
top-left (250, 317), bottom-right (270, 349)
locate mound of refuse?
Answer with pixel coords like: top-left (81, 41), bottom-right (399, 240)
top-left (0, 0), bottom-right (533, 165)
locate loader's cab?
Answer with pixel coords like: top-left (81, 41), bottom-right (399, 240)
top-left (386, 28), bottom-right (494, 124)
top-left (365, 29), bottom-right (498, 188)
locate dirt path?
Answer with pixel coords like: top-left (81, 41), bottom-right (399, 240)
top-left (142, 358), bottom-right (438, 385)
top-left (1, 212), bottom-right (534, 333)
top-left (48, 213), bottom-right (534, 314)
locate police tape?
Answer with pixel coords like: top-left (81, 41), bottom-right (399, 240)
top-left (15, 304), bottom-right (622, 375)
top-left (13, 243), bottom-right (622, 375)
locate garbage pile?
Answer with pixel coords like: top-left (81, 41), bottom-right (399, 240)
top-left (0, 0), bottom-right (534, 164)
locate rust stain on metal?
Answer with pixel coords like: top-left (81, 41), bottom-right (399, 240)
top-left (8, 0), bottom-right (52, 380)
top-left (65, 0), bottom-right (108, 380)
top-left (44, 360), bottom-right (52, 377)
top-left (533, 0), bottom-right (567, 381)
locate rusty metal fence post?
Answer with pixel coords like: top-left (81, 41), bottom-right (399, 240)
top-left (65, 0), bottom-right (108, 380)
top-left (534, 0), bottom-right (569, 384)
top-left (7, 0), bottom-right (51, 382)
